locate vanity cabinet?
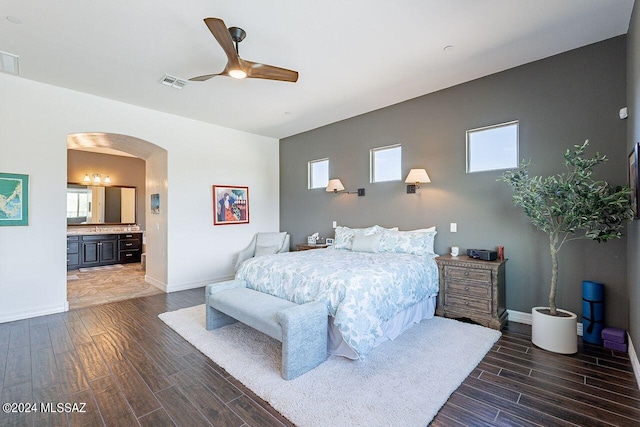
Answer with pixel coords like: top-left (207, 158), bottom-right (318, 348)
top-left (118, 233), bottom-right (142, 263)
top-left (81, 234), bottom-right (118, 267)
top-left (66, 236), bottom-right (80, 269)
top-left (67, 232), bottom-right (143, 269)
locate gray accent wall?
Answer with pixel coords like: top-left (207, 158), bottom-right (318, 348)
top-left (627, 2), bottom-right (640, 361)
top-left (281, 36), bottom-right (629, 328)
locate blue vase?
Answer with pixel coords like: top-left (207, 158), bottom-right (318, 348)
top-left (582, 280), bottom-right (604, 345)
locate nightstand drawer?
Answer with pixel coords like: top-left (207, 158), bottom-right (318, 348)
top-left (445, 294), bottom-right (491, 314)
top-left (445, 266), bottom-right (491, 282)
top-left (446, 280), bottom-right (492, 299)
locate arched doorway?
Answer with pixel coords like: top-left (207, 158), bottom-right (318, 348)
top-left (66, 132), bottom-right (168, 308)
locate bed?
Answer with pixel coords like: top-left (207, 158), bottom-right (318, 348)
top-left (235, 226), bottom-right (440, 360)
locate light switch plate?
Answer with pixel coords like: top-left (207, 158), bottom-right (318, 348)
top-left (450, 223), bottom-right (457, 233)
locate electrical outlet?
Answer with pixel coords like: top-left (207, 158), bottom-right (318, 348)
top-left (332, 221), bottom-right (337, 228)
top-left (450, 223), bottom-right (457, 233)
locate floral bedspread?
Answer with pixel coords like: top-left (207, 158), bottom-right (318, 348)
top-left (235, 248), bottom-right (439, 359)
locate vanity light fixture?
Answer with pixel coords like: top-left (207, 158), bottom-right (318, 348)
top-left (405, 168), bottom-right (431, 194)
top-left (325, 178), bottom-right (365, 196)
top-left (83, 173), bottom-right (112, 184)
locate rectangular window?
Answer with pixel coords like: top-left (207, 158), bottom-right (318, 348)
top-left (308, 158), bottom-right (329, 189)
top-left (466, 121), bottom-right (519, 173)
top-left (66, 188), bottom-right (89, 218)
top-left (371, 144), bottom-right (401, 183)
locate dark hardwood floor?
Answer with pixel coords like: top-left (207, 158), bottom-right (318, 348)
top-left (0, 288), bottom-right (638, 426)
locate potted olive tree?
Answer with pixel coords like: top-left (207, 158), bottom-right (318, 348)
top-left (499, 141), bottom-right (633, 354)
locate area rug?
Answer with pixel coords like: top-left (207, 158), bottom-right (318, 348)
top-left (159, 304), bottom-right (501, 427)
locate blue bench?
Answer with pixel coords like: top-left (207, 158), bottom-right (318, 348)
top-left (205, 279), bottom-right (327, 380)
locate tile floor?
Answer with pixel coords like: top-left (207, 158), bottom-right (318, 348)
top-left (67, 263), bottom-right (162, 310)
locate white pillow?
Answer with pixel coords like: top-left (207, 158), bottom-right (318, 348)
top-left (351, 233), bottom-right (382, 253)
top-left (333, 225), bottom-right (384, 250)
top-left (254, 244), bottom-right (280, 257)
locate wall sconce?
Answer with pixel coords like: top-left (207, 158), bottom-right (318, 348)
top-left (405, 169), bottom-right (431, 193)
top-left (83, 173), bottom-right (111, 184)
top-left (326, 178), bottom-right (365, 196)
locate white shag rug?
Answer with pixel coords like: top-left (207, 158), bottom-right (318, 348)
top-left (159, 304), bottom-right (501, 427)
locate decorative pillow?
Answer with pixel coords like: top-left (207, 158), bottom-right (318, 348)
top-left (405, 227), bottom-right (437, 254)
top-left (254, 244), bottom-right (280, 257)
top-left (351, 233), bottom-right (382, 253)
top-left (419, 230), bottom-right (437, 255)
top-left (333, 226), bottom-right (355, 250)
top-left (379, 230), bottom-right (437, 256)
top-left (333, 225), bottom-right (383, 250)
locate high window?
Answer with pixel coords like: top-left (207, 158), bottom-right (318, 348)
top-left (466, 121), bottom-right (519, 173)
top-left (308, 158), bottom-right (329, 189)
top-left (370, 144), bottom-right (401, 183)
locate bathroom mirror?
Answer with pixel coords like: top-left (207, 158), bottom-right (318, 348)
top-left (67, 184), bottom-right (136, 225)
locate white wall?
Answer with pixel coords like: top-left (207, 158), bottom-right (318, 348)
top-left (0, 73), bottom-right (280, 322)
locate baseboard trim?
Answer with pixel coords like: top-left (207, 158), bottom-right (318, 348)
top-left (0, 303), bottom-right (68, 324)
top-left (163, 274), bottom-right (236, 293)
top-left (507, 309), bottom-right (583, 336)
top-left (145, 275), bottom-right (167, 292)
top-left (628, 335), bottom-right (640, 390)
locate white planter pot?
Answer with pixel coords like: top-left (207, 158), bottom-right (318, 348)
top-left (531, 307), bottom-right (578, 354)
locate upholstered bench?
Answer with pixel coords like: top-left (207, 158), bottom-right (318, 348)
top-left (205, 279), bottom-right (328, 380)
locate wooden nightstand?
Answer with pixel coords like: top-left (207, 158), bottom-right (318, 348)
top-left (435, 255), bottom-right (507, 330)
top-left (296, 244), bottom-right (329, 251)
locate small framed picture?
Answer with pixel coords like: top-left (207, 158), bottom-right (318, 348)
top-left (326, 238), bottom-right (334, 245)
top-left (150, 193), bottom-right (160, 214)
top-left (0, 172), bottom-right (29, 226)
top-left (213, 185), bottom-right (249, 225)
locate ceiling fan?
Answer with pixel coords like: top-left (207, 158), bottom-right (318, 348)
top-left (189, 17), bottom-right (298, 83)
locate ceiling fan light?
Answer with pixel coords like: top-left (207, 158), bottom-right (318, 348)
top-left (229, 69), bottom-right (247, 79)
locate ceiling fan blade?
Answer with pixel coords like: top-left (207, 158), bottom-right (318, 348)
top-left (203, 17), bottom-right (241, 69)
top-left (188, 73), bottom-right (219, 82)
top-left (243, 59), bottom-right (299, 82)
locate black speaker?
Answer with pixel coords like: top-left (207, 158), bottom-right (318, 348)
top-left (467, 249), bottom-right (497, 261)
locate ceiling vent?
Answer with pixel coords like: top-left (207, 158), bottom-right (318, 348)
top-left (0, 50), bottom-right (19, 75)
top-left (160, 74), bottom-right (188, 89)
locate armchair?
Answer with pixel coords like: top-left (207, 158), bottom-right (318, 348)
top-left (234, 232), bottom-right (291, 272)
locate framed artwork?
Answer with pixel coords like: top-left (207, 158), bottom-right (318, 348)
top-left (629, 143), bottom-right (640, 219)
top-left (213, 185), bottom-right (249, 225)
top-left (150, 193), bottom-right (160, 214)
top-left (0, 172), bottom-right (29, 226)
